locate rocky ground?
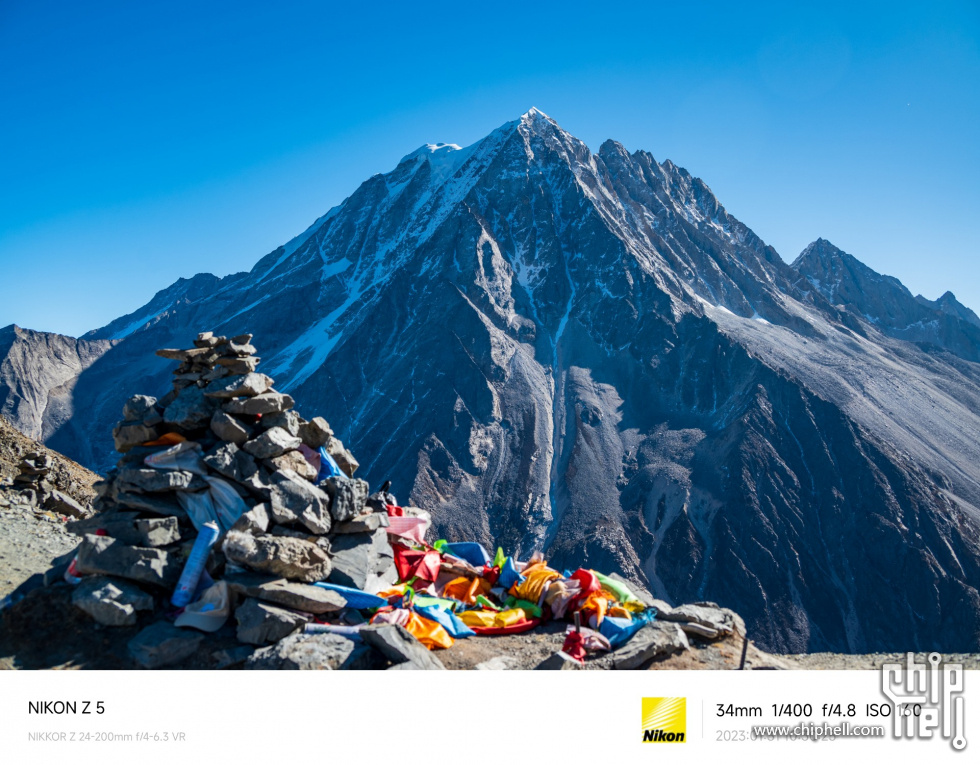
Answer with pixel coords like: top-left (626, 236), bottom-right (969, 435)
top-left (0, 499), bottom-right (78, 601)
top-left (0, 414), bottom-right (100, 502)
top-left (0, 415), bottom-right (101, 604)
top-left (3, 400), bottom-right (979, 672)
top-left (773, 652), bottom-right (980, 670)
top-left (0, 579), bottom-right (787, 671)
top-left (3, 486), bottom-right (979, 671)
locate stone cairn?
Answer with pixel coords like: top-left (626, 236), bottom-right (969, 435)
top-left (66, 331), bottom-right (419, 669)
top-left (0, 451), bottom-right (90, 520)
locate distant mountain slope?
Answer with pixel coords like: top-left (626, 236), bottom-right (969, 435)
top-left (792, 238), bottom-right (980, 361)
top-left (4, 109), bottom-right (979, 652)
top-left (0, 325), bottom-right (114, 444)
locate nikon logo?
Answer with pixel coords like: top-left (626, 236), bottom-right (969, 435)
top-left (642, 697), bottom-right (686, 743)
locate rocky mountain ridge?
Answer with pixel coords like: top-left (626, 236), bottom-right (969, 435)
top-left (3, 109), bottom-right (979, 653)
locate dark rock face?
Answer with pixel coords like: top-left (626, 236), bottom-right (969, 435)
top-left (792, 238), bottom-right (980, 361)
top-left (3, 110), bottom-right (980, 653)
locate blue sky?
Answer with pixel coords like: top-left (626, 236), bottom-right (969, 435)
top-left (1, 1), bottom-right (978, 336)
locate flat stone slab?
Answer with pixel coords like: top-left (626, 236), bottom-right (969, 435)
top-left (243, 427), bottom-right (302, 460)
top-left (117, 468), bottom-right (207, 493)
top-left (43, 489), bottom-right (89, 519)
top-left (609, 622), bottom-right (689, 670)
top-left (156, 347), bottom-right (213, 362)
top-left (113, 421), bottom-right (160, 453)
top-left (215, 356), bottom-right (259, 375)
top-left (204, 372), bottom-right (273, 399)
top-left (128, 622), bottom-right (205, 669)
top-left (115, 491), bottom-right (187, 520)
top-left (244, 633), bottom-right (381, 670)
top-left (74, 534), bottom-right (180, 587)
top-left (235, 597), bottom-right (309, 645)
top-left (68, 514), bottom-right (180, 548)
top-left (224, 391), bottom-right (294, 416)
top-left (222, 530), bottom-right (332, 583)
top-left (658, 603), bottom-right (738, 636)
top-left (333, 512), bottom-right (390, 534)
top-left (327, 528), bottom-right (395, 590)
top-left (360, 624), bottom-right (445, 670)
top-left (225, 571), bottom-right (346, 613)
top-left (71, 576), bottom-right (154, 627)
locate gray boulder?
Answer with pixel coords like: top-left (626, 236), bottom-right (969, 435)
top-left (534, 651), bottom-right (584, 670)
top-left (115, 491), bottom-right (187, 519)
top-left (609, 622), bottom-right (689, 669)
top-left (244, 633), bottom-right (381, 670)
top-left (222, 530), bottom-right (332, 583)
top-left (231, 503), bottom-right (271, 535)
top-left (135, 517), bottom-right (182, 547)
top-left (299, 417), bottom-right (333, 448)
top-left (224, 570), bottom-right (346, 613)
top-left (267, 469), bottom-right (332, 534)
top-left (268, 450), bottom-right (317, 482)
top-left (322, 475), bottom-right (369, 522)
top-left (235, 598), bottom-right (309, 645)
top-left (333, 512), bottom-right (390, 534)
top-left (68, 513), bottom-right (180, 548)
top-left (210, 410), bottom-right (251, 445)
top-left (243, 427), bottom-right (302, 460)
top-left (74, 534), bottom-right (180, 587)
top-left (112, 421), bottom-right (160, 453)
top-left (360, 624), bottom-right (445, 670)
top-left (262, 410), bottom-right (301, 437)
top-left (43, 489), bottom-right (89, 519)
top-left (324, 437), bottom-right (359, 476)
top-left (123, 395), bottom-right (158, 422)
top-left (163, 385), bottom-right (217, 430)
top-left (203, 442), bottom-right (261, 486)
top-left (659, 603), bottom-right (739, 636)
top-left (204, 372), bottom-right (273, 399)
top-left (327, 528), bottom-right (396, 590)
top-left (117, 468), bottom-right (207, 494)
top-left (128, 622), bottom-right (205, 669)
top-left (224, 391), bottom-right (294, 415)
top-left (72, 576), bottom-right (154, 626)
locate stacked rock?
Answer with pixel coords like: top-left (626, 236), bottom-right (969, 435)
top-left (9, 452), bottom-right (89, 519)
top-left (67, 331), bottom-right (401, 668)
